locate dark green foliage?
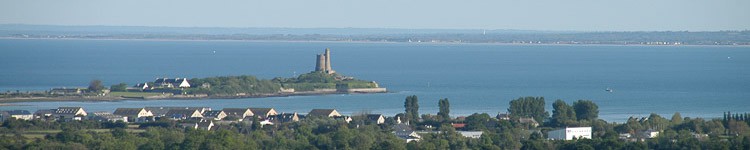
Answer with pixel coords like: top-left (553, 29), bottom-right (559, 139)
top-left (187, 75), bottom-right (280, 95)
top-left (110, 82), bottom-right (128, 92)
top-left (508, 96), bottom-right (549, 123)
top-left (573, 100), bottom-right (599, 121)
top-left (404, 95), bottom-right (419, 124)
top-left (88, 79), bottom-right (105, 92)
top-left (551, 99), bottom-right (576, 127)
top-left (438, 98), bottom-right (450, 121)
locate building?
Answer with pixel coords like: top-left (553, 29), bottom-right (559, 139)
top-left (308, 109), bottom-right (342, 117)
top-left (113, 108), bottom-right (153, 122)
top-left (518, 117), bottom-right (539, 127)
top-left (271, 112), bottom-right (300, 123)
top-left (248, 108), bottom-right (277, 118)
top-left (548, 127), bottom-right (592, 140)
top-left (457, 131), bottom-right (484, 138)
top-left (34, 109), bottom-right (55, 120)
top-left (639, 129), bottom-right (660, 139)
top-left (90, 112), bottom-right (127, 122)
top-left (221, 108), bottom-right (254, 120)
top-left (154, 78), bottom-right (191, 88)
top-left (197, 121), bottom-right (215, 130)
top-left (0, 110), bottom-right (33, 120)
top-left (145, 107), bottom-right (210, 117)
top-left (54, 107), bottom-right (87, 120)
top-left (393, 124), bottom-right (421, 142)
top-left (202, 110), bottom-right (227, 120)
top-left (496, 113), bottom-right (510, 120)
top-left (49, 88), bottom-right (85, 95)
top-left (314, 48), bottom-right (336, 74)
top-left (165, 109), bottom-right (203, 120)
top-left (366, 114), bottom-right (386, 124)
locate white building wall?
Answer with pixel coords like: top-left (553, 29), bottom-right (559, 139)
top-left (548, 127), bottom-right (592, 140)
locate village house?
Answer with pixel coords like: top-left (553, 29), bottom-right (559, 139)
top-left (496, 113), bottom-right (510, 120)
top-left (0, 110), bottom-right (33, 121)
top-left (393, 123), bottom-right (421, 142)
top-left (49, 88), bottom-right (86, 95)
top-left (54, 107), bottom-right (87, 120)
top-left (145, 107), bottom-right (210, 117)
top-left (34, 109), bottom-right (55, 120)
top-left (548, 127), bottom-right (592, 140)
top-left (113, 108), bottom-right (153, 122)
top-left (518, 117), bottom-right (540, 127)
top-left (165, 109), bottom-right (203, 120)
top-left (221, 108), bottom-right (254, 120)
top-left (271, 112), bottom-right (300, 123)
top-left (202, 110), bottom-right (227, 120)
top-left (248, 108), bottom-right (277, 119)
top-left (90, 112), bottom-right (127, 122)
top-left (154, 78), bottom-right (191, 88)
top-left (308, 109), bottom-right (342, 118)
top-left (366, 114), bottom-right (386, 124)
top-left (334, 116), bottom-right (353, 123)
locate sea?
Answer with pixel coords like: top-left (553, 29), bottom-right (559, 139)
top-left (1, 39), bottom-right (748, 123)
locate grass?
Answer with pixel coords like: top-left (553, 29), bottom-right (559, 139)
top-left (109, 92), bottom-right (163, 97)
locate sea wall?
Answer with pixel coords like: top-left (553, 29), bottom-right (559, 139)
top-left (341, 88), bottom-right (387, 93)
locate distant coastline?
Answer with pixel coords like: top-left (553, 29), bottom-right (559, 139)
top-left (3, 37), bottom-right (749, 47)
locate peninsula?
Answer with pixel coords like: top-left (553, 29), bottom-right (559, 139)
top-left (0, 48), bottom-right (386, 103)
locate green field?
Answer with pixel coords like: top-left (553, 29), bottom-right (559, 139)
top-left (109, 92), bottom-right (163, 97)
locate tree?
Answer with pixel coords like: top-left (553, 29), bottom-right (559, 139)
top-left (404, 95), bottom-right (419, 124)
top-left (573, 100), bottom-right (599, 121)
top-left (551, 99), bottom-right (576, 127)
top-left (508, 96), bottom-right (549, 123)
top-left (251, 116), bottom-right (261, 130)
top-left (110, 83), bottom-right (127, 92)
top-left (88, 80), bottom-right (105, 92)
top-left (438, 98), bottom-right (450, 121)
top-left (671, 112), bottom-right (683, 125)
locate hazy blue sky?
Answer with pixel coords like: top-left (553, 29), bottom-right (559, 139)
top-left (1, 0), bottom-right (748, 31)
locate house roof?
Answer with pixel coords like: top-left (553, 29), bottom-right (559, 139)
top-left (4, 110), bottom-right (31, 115)
top-left (34, 109), bottom-right (55, 115)
top-left (113, 108), bottom-right (145, 116)
top-left (165, 109), bottom-right (201, 118)
top-left (519, 117), bottom-right (539, 124)
top-left (308, 109), bottom-right (337, 117)
top-left (155, 78), bottom-right (187, 84)
top-left (452, 123), bottom-right (466, 128)
top-left (55, 107), bottom-right (84, 114)
top-left (202, 110), bottom-right (225, 118)
top-left (145, 107), bottom-right (209, 116)
top-left (222, 108), bottom-right (252, 116)
top-left (366, 114), bottom-right (384, 120)
top-left (272, 113), bottom-right (299, 122)
top-left (249, 108), bottom-right (275, 116)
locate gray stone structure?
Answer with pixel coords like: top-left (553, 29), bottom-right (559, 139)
top-left (314, 48), bottom-right (336, 74)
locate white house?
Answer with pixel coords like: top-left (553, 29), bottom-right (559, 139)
top-left (54, 107), bottom-right (87, 120)
top-left (548, 127), bottom-right (592, 140)
top-left (0, 110), bottom-right (33, 120)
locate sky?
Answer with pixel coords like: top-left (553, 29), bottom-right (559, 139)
top-left (1, 0), bottom-right (749, 31)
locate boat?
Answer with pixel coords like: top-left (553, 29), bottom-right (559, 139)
top-left (605, 87), bottom-right (613, 93)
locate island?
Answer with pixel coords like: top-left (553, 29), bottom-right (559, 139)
top-left (0, 48), bottom-right (386, 102)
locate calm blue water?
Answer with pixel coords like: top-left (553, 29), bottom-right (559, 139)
top-left (1, 39), bottom-right (749, 123)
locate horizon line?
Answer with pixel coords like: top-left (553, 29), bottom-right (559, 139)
top-left (3, 23), bottom-right (748, 33)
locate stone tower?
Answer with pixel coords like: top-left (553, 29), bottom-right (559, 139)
top-left (313, 48), bottom-right (335, 74)
top-left (315, 54), bottom-right (325, 72)
top-left (324, 48), bottom-right (333, 74)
